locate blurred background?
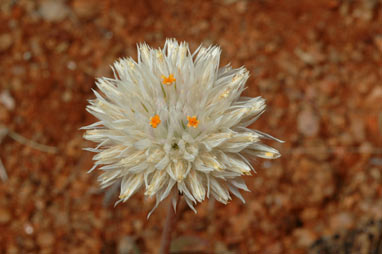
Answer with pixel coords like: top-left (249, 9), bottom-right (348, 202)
top-left (0, 0), bottom-right (381, 253)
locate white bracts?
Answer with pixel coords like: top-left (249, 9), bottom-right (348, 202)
top-left (82, 39), bottom-right (282, 217)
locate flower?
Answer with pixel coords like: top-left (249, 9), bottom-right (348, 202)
top-left (83, 39), bottom-right (282, 216)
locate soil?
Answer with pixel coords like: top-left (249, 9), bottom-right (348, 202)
top-left (0, 0), bottom-right (381, 253)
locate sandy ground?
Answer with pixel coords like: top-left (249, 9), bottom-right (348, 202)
top-left (0, 0), bottom-right (381, 253)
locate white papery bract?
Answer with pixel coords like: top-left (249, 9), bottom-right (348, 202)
top-left (83, 39), bottom-right (282, 216)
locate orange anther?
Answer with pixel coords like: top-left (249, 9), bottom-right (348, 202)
top-left (187, 116), bottom-right (199, 128)
top-left (161, 74), bottom-right (176, 85)
top-left (150, 115), bottom-right (161, 128)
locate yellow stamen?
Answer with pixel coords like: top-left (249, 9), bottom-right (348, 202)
top-left (161, 74), bottom-right (176, 85)
top-left (187, 116), bottom-right (199, 128)
top-left (150, 114), bottom-right (161, 128)
top-left (265, 152), bottom-right (274, 157)
top-left (219, 89), bottom-right (230, 99)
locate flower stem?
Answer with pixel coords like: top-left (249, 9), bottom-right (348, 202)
top-left (159, 196), bottom-right (180, 254)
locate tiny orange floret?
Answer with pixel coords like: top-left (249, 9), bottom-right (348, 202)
top-left (150, 114), bottom-right (161, 128)
top-left (187, 116), bottom-right (199, 128)
top-left (161, 74), bottom-right (176, 85)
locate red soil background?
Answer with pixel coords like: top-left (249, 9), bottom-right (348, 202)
top-left (0, 0), bottom-right (381, 253)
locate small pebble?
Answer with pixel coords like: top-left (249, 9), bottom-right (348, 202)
top-left (39, 0), bottom-right (70, 22)
top-left (67, 61), bottom-right (77, 70)
top-left (297, 108), bottom-right (320, 137)
top-left (118, 236), bottom-right (140, 254)
top-left (37, 232), bottom-right (55, 248)
top-left (293, 228), bottom-right (316, 247)
top-left (0, 34), bottom-right (12, 52)
top-left (24, 223), bottom-right (34, 235)
top-left (72, 0), bottom-right (100, 20)
top-left (374, 35), bottom-right (382, 53)
top-left (0, 208), bottom-right (11, 224)
top-left (0, 91), bottom-right (15, 111)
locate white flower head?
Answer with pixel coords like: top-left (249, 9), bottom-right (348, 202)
top-left (83, 39), bottom-right (282, 217)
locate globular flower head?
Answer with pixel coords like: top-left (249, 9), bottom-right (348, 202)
top-left (83, 39), bottom-right (282, 216)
